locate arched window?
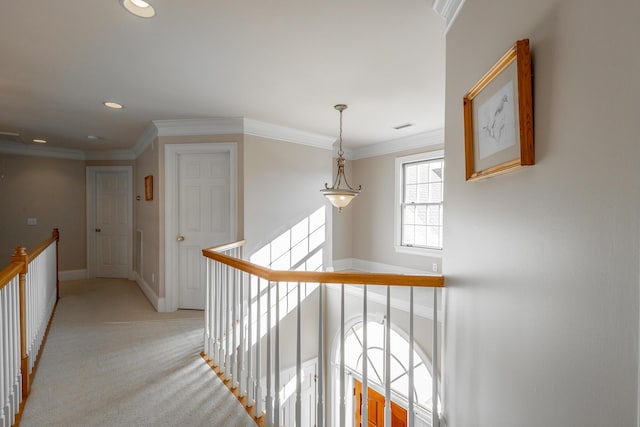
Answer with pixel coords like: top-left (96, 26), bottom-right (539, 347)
top-left (343, 321), bottom-right (435, 409)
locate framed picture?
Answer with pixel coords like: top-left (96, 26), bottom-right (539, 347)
top-left (144, 175), bottom-right (153, 201)
top-left (463, 39), bottom-right (534, 181)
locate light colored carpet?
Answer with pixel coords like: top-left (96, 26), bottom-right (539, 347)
top-left (19, 278), bottom-right (255, 427)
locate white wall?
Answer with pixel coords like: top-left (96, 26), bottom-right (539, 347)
top-left (443, 1), bottom-right (640, 426)
top-left (243, 135), bottom-right (332, 259)
top-left (350, 147), bottom-right (444, 272)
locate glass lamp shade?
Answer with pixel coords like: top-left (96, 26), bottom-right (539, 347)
top-left (321, 189), bottom-right (359, 211)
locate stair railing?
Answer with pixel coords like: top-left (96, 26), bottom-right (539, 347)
top-left (0, 229), bottom-right (59, 427)
top-left (202, 240), bottom-right (444, 427)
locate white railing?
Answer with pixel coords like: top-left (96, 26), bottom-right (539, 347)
top-left (202, 240), bottom-right (444, 427)
top-left (25, 240), bottom-right (58, 376)
top-left (0, 266), bottom-right (21, 427)
top-left (0, 229), bottom-right (59, 427)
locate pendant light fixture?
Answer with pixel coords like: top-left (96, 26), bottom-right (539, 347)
top-left (321, 104), bottom-right (361, 212)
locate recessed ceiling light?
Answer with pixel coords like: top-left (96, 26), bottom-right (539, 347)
top-left (87, 135), bottom-right (102, 140)
top-left (120, 0), bottom-right (156, 18)
top-left (33, 139), bottom-right (47, 144)
top-left (103, 101), bottom-right (124, 110)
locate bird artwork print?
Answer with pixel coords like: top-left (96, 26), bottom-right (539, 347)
top-left (482, 94), bottom-right (508, 143)
top-left (477, 80), bottom-right (517, 160)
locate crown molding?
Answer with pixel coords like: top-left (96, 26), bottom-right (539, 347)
top-left (350, 128), bottom-right (444, 160)
top-left (0, 119), bottom-right (438, 162)
top-left (243, 118), bottom-right (334, 150)
top-left (432, 0), bottom-right (466, 33)
top-left (153, 118), bottom-right (244, 137)
top-left (0, 141), bottom-right (139, 161)
top-left (85, 150), bottom-right (137, 161)
top-left (0, 141), bottom-right (86, 160)
top-left (132, 122), bottom-right (158, 157)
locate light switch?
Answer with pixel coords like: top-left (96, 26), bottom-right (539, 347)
top-left (27, 218), bottom-right (37, 226)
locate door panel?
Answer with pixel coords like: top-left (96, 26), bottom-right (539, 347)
top-left (96, 171), bottom-right (131, 278)
top-left (391, 401), bottom-right (407, 427)
top-left (177, 152), bottom-right (231, 309)
top-left (354, 379), bottom-right (408, 427)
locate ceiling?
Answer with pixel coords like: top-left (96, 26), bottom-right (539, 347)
top-left (0, 1), bottom-right (446, 154)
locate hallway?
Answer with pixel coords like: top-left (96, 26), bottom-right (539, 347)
top-left (19, 278), bottom-right (255, 427)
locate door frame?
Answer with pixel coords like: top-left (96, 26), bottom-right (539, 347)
top-left (164, 142), bottom-right (237, 311)
top-left (86, 166), bottom-right (134, 279)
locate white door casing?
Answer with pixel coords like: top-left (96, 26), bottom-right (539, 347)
top-left (86, 166), bottom-right (133, 279)
top-left (165, 143), bottom-right (237, 311)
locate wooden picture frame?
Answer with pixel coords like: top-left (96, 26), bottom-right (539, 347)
top-left (463, 39), bottom-right (534, 181)
top-left (144, 175), bottom-right (153, 201)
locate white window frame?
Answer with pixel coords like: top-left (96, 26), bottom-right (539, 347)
top-left (394, 150), bottom-right (444, 257)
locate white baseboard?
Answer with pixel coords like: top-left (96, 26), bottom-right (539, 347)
top-left (331, 258), bottom-right (355, 272)
top-left (59, 269), bottom-right (87, 281)
top-left (135, 272), bottom-right (167, 312)
top-left (332, 258), bottom-right (432, 275)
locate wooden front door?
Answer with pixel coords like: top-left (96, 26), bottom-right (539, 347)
top-left (354, 379), bottom-right (408, 427)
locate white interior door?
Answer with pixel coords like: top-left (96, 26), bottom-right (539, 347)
top-left (177, 152), bottom-right (232, 309)
top-left (93, 169), bottom-right (132, 278)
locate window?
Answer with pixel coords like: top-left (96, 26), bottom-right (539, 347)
top-left (395, 150), bottom-right (444, 253)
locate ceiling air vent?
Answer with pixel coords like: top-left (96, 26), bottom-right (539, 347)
top-left (393, 123), bottom-right (414, 130)
top-left (0, 131), bottom-right (24, 144)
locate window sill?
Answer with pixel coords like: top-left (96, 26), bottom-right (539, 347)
top-left (394, 245), bottom-right (443, 258)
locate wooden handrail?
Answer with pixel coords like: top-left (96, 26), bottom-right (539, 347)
top-left (204, 239), bottom-right (247, 253)
top-left (202, 247), bottom-right (444, 288)
top-left (27, 229), bottom-right (59, 262)
top-left (0, 262), bottom-right (23, 291)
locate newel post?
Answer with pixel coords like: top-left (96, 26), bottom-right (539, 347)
top-left (11, 246), bottom-right (29, 399)
top-left (52, 228), bottom-right (60, 299)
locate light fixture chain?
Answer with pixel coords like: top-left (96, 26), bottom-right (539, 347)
top-left (320, 103), bottom-right (361, 212)
top-left (338, 108), bottom-right (344, 157)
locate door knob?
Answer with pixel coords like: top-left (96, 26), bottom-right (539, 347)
top-left (95, 228), bottom-right (101, 232)
top-left (177, 235), bottom-right (185, 241)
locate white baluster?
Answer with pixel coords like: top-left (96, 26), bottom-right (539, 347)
top-left (238, 260), bottom-right (245, 397)
top-left (255, 278), bottom-right (263, 416)
top-left (384, 286), bottom-right (391, 427)
top-left (218, 263), bottom-right (224, 369)
top-left (274, 281), bottom-right (280, 427)
top-left (5, 282), bottom-right (12, 424)
top-left (15, 276), bottom-right (20, 415)
top-left (247, 273), bottom-right (254, 406)
top-left (1, 284), bottom-right (7, 425)
top-left (296, 281), bottom-right (302, 427)
top-left (0, 286), bottom-right (5, 427)
top-left (432, 288), bottom-right (439, 427)
top-left (224, 264), bottom-right (229, 372)
top-left (317, 283), bottom-right (324, 427)
top-left (225, 265), bottom-right (231, 381)
top-left (9, 279), bottom-right (17, 420)
top-left (339, 284), bottom-right (345, 427)
top-left (362, 285), bottom-right (368, 426)
top-left (266, 281), bottom-right (273, 426)
top-left (409, 287), bottom-right (414, 427)
top-left (232, 258), bottom-right (238, 388)
top-left (204, 258), bottom-right (211, 356)
top-left (208, 260), bottom-right (215, 359)
top-left (214, 262), bottom-right (220, 366)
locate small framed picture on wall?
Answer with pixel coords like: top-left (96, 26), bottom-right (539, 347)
top-left (144, 175), bottom-right (153, 201)
top-left (463, 39), bottom-right (534, 181)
